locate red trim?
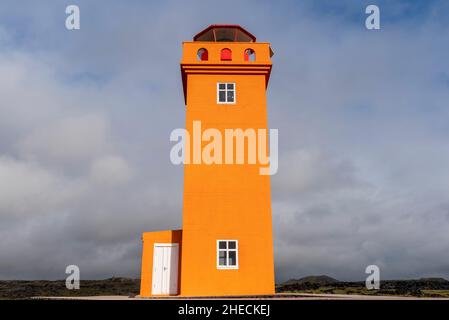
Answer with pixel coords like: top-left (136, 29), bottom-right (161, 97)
top-left (180, 64), bottom-right (272, 105)
top-left (193, 24), bottom-right (256, 42)
top-left (180, 65), bottom-right (187, 105)
top-left (181, 63), bottom-right (271, 67)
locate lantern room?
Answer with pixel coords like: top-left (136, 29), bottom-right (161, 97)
top-left (193, 24), bottom-right (256, 42)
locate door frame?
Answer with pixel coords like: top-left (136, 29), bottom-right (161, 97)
top-left (151, 243), bottom-right (179, 295)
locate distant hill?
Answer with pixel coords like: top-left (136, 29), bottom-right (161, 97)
top-left (418, 277), bottom-right (449, 283)
top-left (282, 275), bottom-right (339, 286)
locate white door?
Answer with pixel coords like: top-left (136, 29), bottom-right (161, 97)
top-left (151, 243), bottom-right (179, 295)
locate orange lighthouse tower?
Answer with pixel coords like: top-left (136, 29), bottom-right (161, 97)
top-left (140, 25), bottom-right (275, 297)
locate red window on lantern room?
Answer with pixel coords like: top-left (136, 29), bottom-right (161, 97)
top-left (197, 48), bottom-right (208, 61)
top-left (244, 48), bottom-right (256, 62)
top-left (221, 48), bottom-right (232, 61)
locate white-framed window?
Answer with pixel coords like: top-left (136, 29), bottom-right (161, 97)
top-left (217, 82), bottom-right (236, 104)
top-left (217, 240), bottom-right (238, 269)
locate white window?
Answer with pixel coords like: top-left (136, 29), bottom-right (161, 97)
top-left (217, 83), bottom-right (236, 104)
top-left (217, 240), bottom-right (238, 269)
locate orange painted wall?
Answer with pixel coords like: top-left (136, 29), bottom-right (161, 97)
top-left (179, 41), bottom-right (275, 296)
top-left (181, 42), bottom-right (272, 64)
top-left (139, 229), bottom-right (182, 297)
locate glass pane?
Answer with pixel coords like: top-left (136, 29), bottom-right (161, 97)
top-left (245, 49), bottom-right (256, 62)
top-left (197, 48), bottom-right (208, 61)
top-left (227, 83), bottom-right (234, 90)
top-left (228, 241), bottom-right (236, 249)
top-left (227, 90), bottom-right (234, 102)
top-left (218, 241), bottom-right (227, 249)
top-left (219, 83), bottom-right (226, 90)
top-left (219, 91), bottom-right (226, 102)
top-left (219, 251), bottom-right (227, 265)
top-left (228, 251), bottom-right (236, 266)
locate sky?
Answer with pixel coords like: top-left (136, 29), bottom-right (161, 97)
top-left (0, 0), bottom-right (449, 282)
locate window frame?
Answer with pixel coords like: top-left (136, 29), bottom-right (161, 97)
top-left (216, 239), bottom-right (239, 270)
top-left (197, 48), bottom-right (208, 61)
top-left (220, 48), bottom-right (232, 61)
top-left (244, 48), bottom-right (256, 62)
top-left (216, 82), bottom-right (236, 104)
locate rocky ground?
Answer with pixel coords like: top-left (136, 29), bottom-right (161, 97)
top-left (276, 275), bottom-right (449, 298)
top-left (0, 277), bottom-right (140, 300)
top-left (2, 275), bottom-right (449, 299)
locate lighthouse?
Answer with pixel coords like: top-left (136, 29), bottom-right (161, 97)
top-left (140, 25), bottom-right (275, 297)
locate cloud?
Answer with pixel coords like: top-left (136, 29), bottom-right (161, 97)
top-left (0, 156), bottom-right (74, 219)
top-left (18, 114), bottom-right (112, 168)
top-left (0, 0), bottom-right (449, 282)
top-left (89, 155), bottom-right (134, 186)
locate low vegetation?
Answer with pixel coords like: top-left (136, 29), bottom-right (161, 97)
top-left (276, 275), bottom-right (449, 298)
top-left (0, 277), bottom-right (140, 300)
top-left (2, 275), bottom-right (449, 299)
